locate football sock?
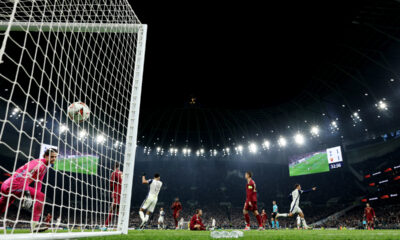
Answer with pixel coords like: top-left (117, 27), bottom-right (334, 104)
top-left (256, 215), bottom-right (262, 227)
top-left (271, 221), bottom-right (275, 228)
top-left (276, 221), bottom-right (279, 229)
top-left (139, 211), bottom-right (144, 222)
top-left (301, 218), bottom-right (308, 228)
top-left (244, 213), bottom-right (250, 226)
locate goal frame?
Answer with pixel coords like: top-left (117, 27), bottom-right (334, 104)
top-left (0, 22), bottom-right (147, 239)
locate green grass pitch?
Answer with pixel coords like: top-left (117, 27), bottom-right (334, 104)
top-left (54, 155), bottom-right (98, 175)
top-left (82, 229), bottom-right (400, 240)
top-left (7, 229), bottom-right (400, 239)
top-left (289, 152), bottom-right (330, 176)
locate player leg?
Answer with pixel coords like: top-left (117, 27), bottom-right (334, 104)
top-left (139, 197), bottom-right (151, 228)
top-left (243, 202), bottom-right (251, 230)
top-left (0, 183), bottom-right (16, 215)
top-left (275, 217), bottom-right (279, 229)
top-left (252, 205), bottom-right (263, 230)
top-left (298, 209), bottom-right (310, 229)
top-left (27, 186), bottom-right (46, 232)
top-left (271, 217), bottom-right (275, 229)
top-left (297, 215), bottom-right (301, 229)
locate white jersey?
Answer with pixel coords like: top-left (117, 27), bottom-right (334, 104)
top-left (291, 189), bottom-right (301, 206)
top-left (212, 219), bottom-right (216, 227)
top-left (160, 210), bottom-right (165, 217)
top-left (148, 179), bottom-right (162, 198)
top-left (290, 189), bottom-right (304, 214)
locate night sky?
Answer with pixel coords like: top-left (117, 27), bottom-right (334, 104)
top-left (127, 0), bottom-right (400, 146)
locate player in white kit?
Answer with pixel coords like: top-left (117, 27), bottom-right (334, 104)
top-left (276, 184), bottom-right (316, 229)
top-left (139, 173), bottom-right (163, 229)
top-left (158, 207), bottom-right (165, 229)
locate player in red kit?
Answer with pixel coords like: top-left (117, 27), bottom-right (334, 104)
top-left (190, 209), bottom-right (206, 231)
top-left (171, 197), bottom-right (182, 230)
top-left (45, 213), bottom-right (52, 227)
top-left (364, 203), bottom-right (376, 230)
top-left (243, 171), bottom-right (263, 230)
top-left (105, 162), bottom-right (123, 228)
top-left (261, 209), bottom-right (268, 229)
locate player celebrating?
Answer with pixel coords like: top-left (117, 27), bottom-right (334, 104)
top-left (276, 184), bottom-right (316, 229)
top-left (171, 197), bottom-right (182, 230)
top-left (261, 209), bottom-right (268, 229)
top-left (157, 207), bottom-right (165, 229)
top-left (0, 148), bottom-right (58, 233)
top-left (364, 203), bottom-right (376, 230)
top-left (243, 171), bottom-right (263, 230)
top-left (105, 162), bottom-right (123, 228)
top-left (271, 200), bottom-right (279, 229)
top-left (139, 173), bottom-right (163, 229)
top-left (190, 209), bottom-right (205, 231)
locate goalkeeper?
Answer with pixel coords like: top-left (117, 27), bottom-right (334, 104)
top-left (0, 148), bottom-right (58, 232)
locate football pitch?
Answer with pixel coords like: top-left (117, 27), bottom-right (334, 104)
top-left (82, 229), bottom-right (400, 240)
top-left (289, 152), bottom-right (330, 176)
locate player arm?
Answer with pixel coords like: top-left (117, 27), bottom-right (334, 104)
top-left (142, 173), bottom-right (149, 184)
top-left (301, 187), bottom-right (317, 194)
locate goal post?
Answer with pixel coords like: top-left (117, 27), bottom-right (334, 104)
top-left (0, 0), bottom-right (146, 239)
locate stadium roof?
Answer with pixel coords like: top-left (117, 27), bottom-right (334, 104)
top-left (134, 0), bottom-right (400, 147)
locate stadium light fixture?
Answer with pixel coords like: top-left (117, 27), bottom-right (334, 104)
top-left (96, 134), bottom-right (106, 144)
top-left (310, 126), bottom-right (319, 137)
top-left (278, 137), bottom-right (287, 147)
top-left (248, 143), bottom-right (257, 154)
top-left (376, 100), bottom-right (388, 111)
top-left (262, 140), bottom-right (270, 150)
top-left (59, 124), bottom-right (69, 133)
top-left (78, 130), bottom-right (87, 139)
top-left (294, 133), bottom-right (305, 145)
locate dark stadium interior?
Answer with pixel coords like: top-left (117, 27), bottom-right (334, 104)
top-left (0, 0), bottom-right (400, 234)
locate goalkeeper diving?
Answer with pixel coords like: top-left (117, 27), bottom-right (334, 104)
top-left (0, 148), bottom-right (58, 232)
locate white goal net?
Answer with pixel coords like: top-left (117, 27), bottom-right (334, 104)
top-left (0, 0), bottom-right (146, 239)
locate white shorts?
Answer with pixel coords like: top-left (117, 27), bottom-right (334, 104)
top-left (290, 204), bottom-right (302, 214)
top-left (158, 217), bottom-right (164, 223)
top-left (141, 196), bottom-right (158, 213)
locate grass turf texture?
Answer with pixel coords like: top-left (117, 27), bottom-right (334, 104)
top-left (289, 152), bottom-right (330, 176)
top-left (6, 229), bottom-right (400, 239)
top-left (85, 229), bottom-right (400, 240)
top-left (54, 155), bottom-right (98, 175)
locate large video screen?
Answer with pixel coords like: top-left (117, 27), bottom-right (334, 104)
top-left (289, 146), bottom-right (343, 177)
top-left (40, 144), bottom-right (98, 175)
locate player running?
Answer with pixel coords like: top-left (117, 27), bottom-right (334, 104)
top-left (139, 173), bottom-right (163, 229)
top-left (271, 200), bottom-right (279, 229)
top-left (261, 209), bottom-right (268, 229)
top-left (296, 214), bottom-right (301, 229)
top-left (171, 197), bottom-right (182, 230)
top-left (364, 203), bottom-right (376, 230)
top-left (157, 207), bottom-right (165, 229)
top-left (190, 209), bottom-right (205, 231)
top-left (0, 148), bottom-right (58, 233)
top-left (105, 162), bottom-right (123, 228)
top-left (276, 184), bottom-right (316, 229)
top-left (243, 171), bottom-right (263, 230)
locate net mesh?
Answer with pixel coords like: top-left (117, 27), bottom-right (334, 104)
top-left (0, 0), bottom-right (141, 236)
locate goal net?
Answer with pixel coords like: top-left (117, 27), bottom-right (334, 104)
top-left (0, 0), bottom-right (146, 239)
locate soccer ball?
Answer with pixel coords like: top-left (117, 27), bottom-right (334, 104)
top-left (67, 102), bottom-right (90, 123)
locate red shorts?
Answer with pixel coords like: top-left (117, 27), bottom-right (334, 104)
top-left (173, 211), bottom-right (180, 219)
top-left (244, 201), bottom-right (258, 211)
top-left (112, 192), bottom-right (121, 205)
top-left (366, 217), bottom-right (374, 222)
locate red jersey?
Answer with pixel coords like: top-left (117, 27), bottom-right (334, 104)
top-left (246, 179), bottom-right (257, 202)
top-left (364, 207), bottom-right (375, 220)
top-left (261, 212), bottom-right (267, 223)
top-left (190, 214), bottom-right (205, 230)
top-left (45, 214), bottom-right (52, 223)
top-left (171, 201), bottom-right (182, 213)
top-left (110, 169), bottom-right (123, 194)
